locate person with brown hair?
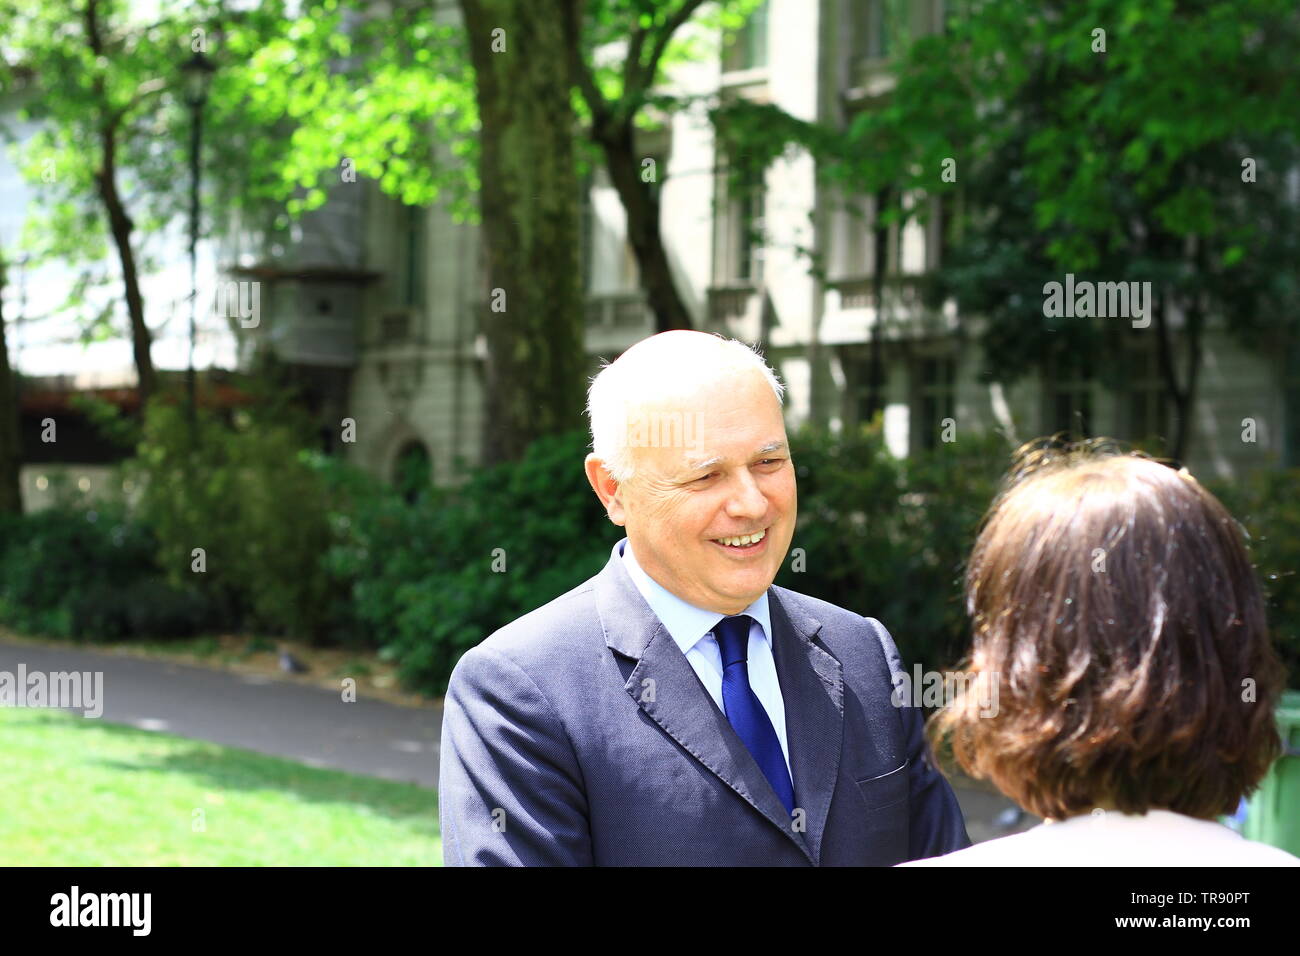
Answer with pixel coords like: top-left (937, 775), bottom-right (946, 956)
top-left (904, 438), bottom-right (1298, 866)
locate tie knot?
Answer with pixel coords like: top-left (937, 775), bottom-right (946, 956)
top-left (713, 614), bottom-right (752, 668)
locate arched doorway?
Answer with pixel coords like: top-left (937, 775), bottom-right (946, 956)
top-left (392, 440), bottom-right (431, 503)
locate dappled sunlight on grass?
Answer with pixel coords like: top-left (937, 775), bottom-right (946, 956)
top-left (0, 708), bottom-right (440, 866)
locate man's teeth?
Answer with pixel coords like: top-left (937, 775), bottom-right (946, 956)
top-left (717, 529), bottom-right (766, 547)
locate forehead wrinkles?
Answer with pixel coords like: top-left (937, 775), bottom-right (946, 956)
top-left (622, 375), bottom-right (782, 477)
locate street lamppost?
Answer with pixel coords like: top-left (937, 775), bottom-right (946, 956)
top-left (181, 50), bottom-right (216, 430)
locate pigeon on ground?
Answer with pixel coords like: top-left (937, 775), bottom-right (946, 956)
top-left (279, 649), bottom-right (308, 674)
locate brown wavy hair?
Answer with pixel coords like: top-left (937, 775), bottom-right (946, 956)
top-left (930, 437), bottom-right (1286, 821)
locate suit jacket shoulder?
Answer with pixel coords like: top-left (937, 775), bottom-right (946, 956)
top-left (469, 574), bottom-right (602, 666)
top-left (768, 585), bottom-right (903, 685)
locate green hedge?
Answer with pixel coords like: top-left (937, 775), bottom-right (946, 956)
top-left (775, 424), bottom-right (1007, 673)
top-left (318, 429), bottom-right (616, 695)
top-left (5, 411), bottom-right (1294, 695)
top-left (0, 501), bottom-right (225, 642)
top-left (320, 424), bottom-right (1300, 697)
top-left (0, 391), bottom-right (336, 646)
top-left (317, 424), bottom-right (1009, 696)
top-left (124, 396), bottom-right (338, 643)
top-left (1209, 470), bottom-right (1300, 683)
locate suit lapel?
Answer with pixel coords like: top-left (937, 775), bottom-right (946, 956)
top-left (595, 548), bottom-right (842, 864)
top-left (768, 587), bottom-right (844, 865)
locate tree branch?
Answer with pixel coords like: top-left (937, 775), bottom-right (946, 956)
top-left (109, 76), bottom-right (168, 128)
top-left (622, 7), bottom-right (647, 101)
top-left (560, 0), bottom-right (611, 133)
top-left (633, 0), bottom-right (706, 98)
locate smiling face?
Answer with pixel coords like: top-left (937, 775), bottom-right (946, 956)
top-left (586, 368), bottom-right (797, 615)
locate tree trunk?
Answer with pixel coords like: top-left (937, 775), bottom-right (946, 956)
top-left (1152, 287), bottom-right (1192, 464)
top-left (1148, 230), bottom-right (1206, 464)
top-left (0, 252), bottom-right (23, 515)
top-left (863, 186), bottom-right (892, 422)
top-left (95, 151), bottom-right (156, 407)
top-left (460, 0), bottom-right (587, 464)
top-left (595, 120), bottom-right (693, 332)
top-left (1173, 315), bottom-right (1202, 464)
top-left (86, 0), bottom-right (155, 407)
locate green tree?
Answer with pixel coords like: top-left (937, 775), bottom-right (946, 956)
top-left (712, 0), bottom-right (1300, 461)
top-left (0, 248), bottom-right (21, 514)
top-left (458, 0), bottom-right (587, 462)
top-left (218, 0), bottom-right (768, 459)
top-left (0, 0), bottom-right (178, 403)
top-left (0, 0), bottom-right (302, 410)
top-left (561, 0), bottom-right (766, 333)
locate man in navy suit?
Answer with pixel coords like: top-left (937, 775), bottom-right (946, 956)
top-left (438, 331), bottom-right (971, 865)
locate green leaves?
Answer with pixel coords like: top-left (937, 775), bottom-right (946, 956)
top-left (322, 428), bottom-right (616, 695)
top-left (711, 0), bottom-right (1300, 424)
top-left (125, 392), bottom-right (337, 642)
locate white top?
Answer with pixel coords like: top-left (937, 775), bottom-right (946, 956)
top-left (618, 538), bottom-right (792, 780)
top-left (899, 809), bottom-right (1300, 866)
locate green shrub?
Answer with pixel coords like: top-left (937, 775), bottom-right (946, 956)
top-left (318, 417), bottom-right (1300, 700)
top-left (322, 422), bottom-right (1006, 696)
top-left (322, 429), bottom-right (616, 695)
top-left (777, 422), bottom-right (1008, 672)
top-left (1209, 470), bottom-right (1300, 686)
top-left (0, 502), bottom-right (215, 641)
top-left (124, 395), bottom-right (335, 643)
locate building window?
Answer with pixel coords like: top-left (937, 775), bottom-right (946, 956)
top-left (713, 156), bottom-right (765, 285)
top-left (723, 0), bottom-right (769, 72)
top-left (583, 165), bottom-right (643, 297)
top-left (851, 0), bottom-right (892, 62)
top-left (381, 310), bottom-right (411, 342)
top-left (929, 194), bottom-right (949, 273)
top-left (911, 353), bottom-right (956, 451)
top-left (400, 205), bottom-right (425, 311)
top-left (737, 168), bottom-right (763, 282)
top-left (1044, 345), bottom-right (1094, 439)
top-left (1122, 342), bottom-right (1168, 452)
top-left (828, 186), bottom-right (900, 284)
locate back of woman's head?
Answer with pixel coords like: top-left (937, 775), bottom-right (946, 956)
top-left (934, 437), bottom-right (1286, 820)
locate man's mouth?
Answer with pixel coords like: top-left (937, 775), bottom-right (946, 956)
top-left (711, 526), bottom-right (769, 556)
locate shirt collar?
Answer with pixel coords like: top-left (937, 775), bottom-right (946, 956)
top-left (616, 537), bottom-right (772, 656)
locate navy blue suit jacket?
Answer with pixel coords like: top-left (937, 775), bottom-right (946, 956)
top-left (438, 541), bottom-right (971, 865)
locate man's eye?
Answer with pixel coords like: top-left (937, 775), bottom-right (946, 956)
top-left (696, 472), bottom-right (718, 482)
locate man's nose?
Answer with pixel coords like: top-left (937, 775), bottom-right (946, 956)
top-left (724, 469), bottom-right (768, 520)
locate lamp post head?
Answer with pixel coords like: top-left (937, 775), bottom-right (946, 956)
top-left (181, 50), bottom-right (216, 108)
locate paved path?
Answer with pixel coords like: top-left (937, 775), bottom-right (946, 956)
top-left (0, 640), bottom-right (1035, 842)
top-left (0, 641), bottom-right (441, 789)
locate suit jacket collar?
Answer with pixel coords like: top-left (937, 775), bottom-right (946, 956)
top-left (619, 537), bottom-right (774, 658)
top-left (594, 539), bottom-right (845, 864)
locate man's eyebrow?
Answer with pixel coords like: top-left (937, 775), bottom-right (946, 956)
top-left (682, 441), bottom-right (788, 473)
top-left (683, 455), bottom-right (723, 473)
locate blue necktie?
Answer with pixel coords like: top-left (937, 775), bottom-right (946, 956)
top-left (713, 614), bottom-right (795, 816)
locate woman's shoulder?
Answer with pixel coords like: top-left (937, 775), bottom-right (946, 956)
top-left (898, 809), bottom-right (1300, 867)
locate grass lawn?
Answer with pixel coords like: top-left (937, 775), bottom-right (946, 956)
top-left (0, 707), bottom-right (440, 865)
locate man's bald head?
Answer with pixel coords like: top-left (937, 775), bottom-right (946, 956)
top-left (586, 331), bottom-right (785, 484)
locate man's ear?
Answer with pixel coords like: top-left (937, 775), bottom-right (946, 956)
top-left (584, 453), bottom-right (627, 526)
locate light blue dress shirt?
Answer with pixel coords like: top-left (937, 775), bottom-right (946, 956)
top-left (618, 537), bottom-right (793, 779)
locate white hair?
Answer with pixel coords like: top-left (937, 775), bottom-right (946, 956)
top-left (586, 332), bottom-right (785, 484)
